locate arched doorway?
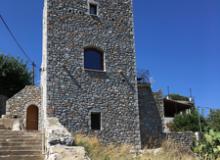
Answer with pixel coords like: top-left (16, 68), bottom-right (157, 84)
top-left (26, 105), bottom-right (39, 130)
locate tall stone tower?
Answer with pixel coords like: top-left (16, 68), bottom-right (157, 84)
top-left (42, 0), bottom-right (141, 148)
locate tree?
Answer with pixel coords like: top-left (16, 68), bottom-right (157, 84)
top-left (0, 54), bottom-right (32, 98)
top-left (207, 109), bottom-right (220, 132)
top-left (168, 109), bottom-right (206, 132)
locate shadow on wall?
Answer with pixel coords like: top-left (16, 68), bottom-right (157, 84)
top-left (138, 84), bottom-right (163, 148)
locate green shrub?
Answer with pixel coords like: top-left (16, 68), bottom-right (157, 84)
top-left (169, 109), bottom-right (206, 132)
top-left (193, 130), bottom-right (220, 160)
top-left (207, 110), bottom-right (220, 132)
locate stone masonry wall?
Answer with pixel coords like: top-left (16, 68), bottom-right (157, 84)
top-left (153, 90), bottom-right (164, 119)
top-left (0, 95), bottom-right (8, 117)
top-left (6, 86), bottom-right (42, 130)
top-left (166, 132), bottom-right (195, 151)
top-left (42, 0), bottom-right (141, 148)
top-left (138, 84), bottom-right (163, 148)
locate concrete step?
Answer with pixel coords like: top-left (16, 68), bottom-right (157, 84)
top-left (0, 155), bottom-right (44, 160)
top-left (0, 150), bottom-right (42, 156)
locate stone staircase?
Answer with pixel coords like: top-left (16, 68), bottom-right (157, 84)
top-left (0, 125), bottom-right (44, 160)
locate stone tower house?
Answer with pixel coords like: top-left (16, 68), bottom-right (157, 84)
top-left (41, 0), bottom-right (141, 147)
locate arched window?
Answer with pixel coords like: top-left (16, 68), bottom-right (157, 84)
top-left (84, 48), bottom-right (104, 71)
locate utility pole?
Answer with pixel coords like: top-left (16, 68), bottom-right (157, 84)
top-left (32, 62), bottom-right (36, 85)
top-left (197, 107), bottom-right (202, 133)
top-left (189, 88), bottom-right (192, 97)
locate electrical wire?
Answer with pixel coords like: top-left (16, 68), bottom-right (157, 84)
top-left (0, 14), bottom-right (35, 66)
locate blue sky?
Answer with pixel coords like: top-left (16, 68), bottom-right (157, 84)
top-left (0, 0), bottom-right (219, 110)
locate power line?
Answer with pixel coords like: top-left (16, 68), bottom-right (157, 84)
top-left (0, 14), bottom-right (38, 85)
top-left (0, 14), bottom-right (34, 64)
top-left (197, 106), bottom-right (217, 110)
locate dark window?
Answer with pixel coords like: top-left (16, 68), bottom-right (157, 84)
top-left (89, 3), bottom-right (98, 15)
top-left (91, 112), bottom-right (101, 130)
top-left (84, 48), bottom-right (104, 70)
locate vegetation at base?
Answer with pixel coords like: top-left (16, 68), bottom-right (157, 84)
top-left (0, 54), bottom-right (31, 98)
top-left (169, 109), bottom-right (220, 133)
top-left (74, 134), bottom-right (195, 160)
top-left (168, 109), bottom-right (220, 159)
top-left (168, 94), bottom-right (190, 101)
top-left (168, 109), bottom-right (206, 132)
top-left (193, 130), bottom-right (220, 160)
top-left (207, 109), bottom-right (220, 132)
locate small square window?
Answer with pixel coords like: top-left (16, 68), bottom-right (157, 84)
top-left (84, 48), bottom-right (104, 71)
top-left (91, 112), bottom-right (101, 130)
top-left (89, 3), bottom-right (98, 16)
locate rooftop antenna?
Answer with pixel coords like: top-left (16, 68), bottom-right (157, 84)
top-left (189, 88), bottom-right (193, 102)
top-left (166, 86), bottom-right (170, 99)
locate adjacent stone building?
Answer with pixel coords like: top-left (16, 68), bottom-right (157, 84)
top-left (5, 86), bottom-right (42, 130)
top-left (41, 0), bottom-right (141, 148)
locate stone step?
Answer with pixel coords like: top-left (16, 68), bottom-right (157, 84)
top-left (0, 133), bottom-right (42, 138)
top-left (0, 131), bottom-right (41, 134)
top-left (0, 150), bottom-right (42, 156)
top-left (0, 139), bottom-right (42, 142)
top-left (0, 134), bottom-right (42, 138)
top-left (0, 130), bottom-right (44, 159)
top-left (0, 141), bottom-right (42, 145)
top-left (0, 137), bottom-right (42, 140)
top-left (0, 131), bottom-right (42, 134)
top-left (0, 134), bottom-right (42, 139)
top-left (0, 155), bottom-right (44, 160)
top-left (0, 146), bottom-right (42, 150)
top-left (0, 142), bottom-right (42, 147)
top-left (0, 125), bottom-right (6, 129)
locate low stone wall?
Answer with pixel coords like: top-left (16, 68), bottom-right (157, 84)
top-left (165, 132), bottom-right (194, 150)
top-left (0, 117), bottom-right (13, 129)
top-left (48, 146), bottom-right (89, 160)
top-left (45, 117), bottom-right (90, 160)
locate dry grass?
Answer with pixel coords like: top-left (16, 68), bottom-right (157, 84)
top-left (139, 141), bottom-right (196, 160)
top-left (74, 134), bottom-right (197, 160)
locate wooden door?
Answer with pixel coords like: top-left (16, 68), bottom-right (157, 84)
top-left (26, 105), bottom-right (39, 130)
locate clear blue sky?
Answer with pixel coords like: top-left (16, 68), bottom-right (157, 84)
top-left (0, 0), bottom-right (219, 110)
